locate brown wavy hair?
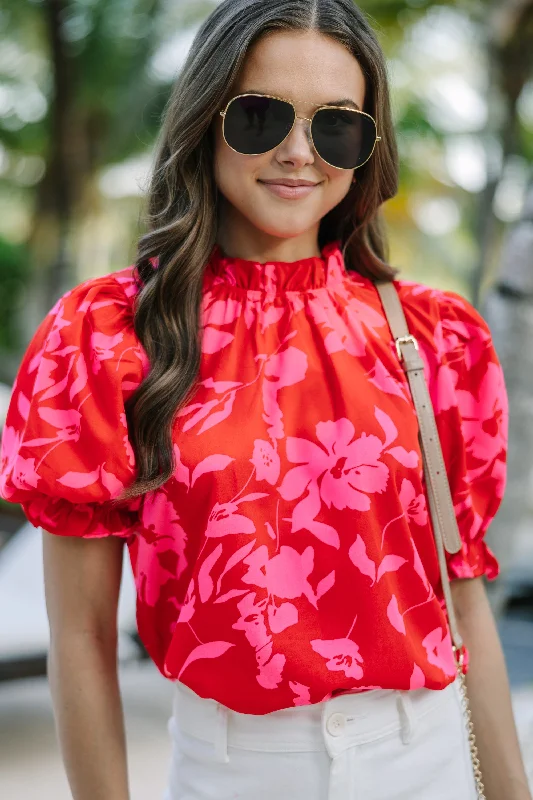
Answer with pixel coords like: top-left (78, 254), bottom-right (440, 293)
top-left (122, 0), bottom-right (400, 499)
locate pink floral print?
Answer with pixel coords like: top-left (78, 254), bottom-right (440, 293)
top-left (0, 240), bottom-right (508, 714)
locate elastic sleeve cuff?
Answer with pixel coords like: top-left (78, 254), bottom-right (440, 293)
top-left (20, 493), bottom-right (140, 543)
top-left (447, 537), bottom-right (500, 582)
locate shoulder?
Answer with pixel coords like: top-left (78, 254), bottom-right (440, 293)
top-left (390, 278), bottom-right (506, 434)
top-left (13, 265), bottom-right (145, 407)
top-left (391, 278), bottom-right (495, 352)
top-left (29, 266), bottom-right (140, 358)
top-left (50, 265), bottom-right (139, 328)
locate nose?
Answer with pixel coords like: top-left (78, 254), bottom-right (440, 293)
top-left (276, 115), bottom-right (315, 164)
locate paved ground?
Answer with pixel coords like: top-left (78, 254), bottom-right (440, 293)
top-left (0, 661), bottom-right (174, 800)
top-left (0, 632), bottom-right (532, 800)
top-left (497, 607), bottom-right (533, 790)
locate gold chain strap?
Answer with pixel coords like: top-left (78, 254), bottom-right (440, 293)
top-left (454, 646), bottom-right (486, 799)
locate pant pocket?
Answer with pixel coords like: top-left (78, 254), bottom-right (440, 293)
top-left (165, 720), bottom-right (235, 800)
top-left (354, 684), bottom-right (479, 800)
top-left (170, 718), bottom-right (228, 766)
top-left (165, 712), bottom-right (331, 800)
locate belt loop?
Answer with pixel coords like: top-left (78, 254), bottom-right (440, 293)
top-left (397, 692), bottom-right (416, 745)
top-left (214, 702), bottom-right (229, 763)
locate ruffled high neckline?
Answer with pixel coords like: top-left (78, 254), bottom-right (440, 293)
top-left (204, 239), bottom-right (348, 293)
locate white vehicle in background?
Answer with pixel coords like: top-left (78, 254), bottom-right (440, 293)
top-left (0, 382), bottom-right (145, 681)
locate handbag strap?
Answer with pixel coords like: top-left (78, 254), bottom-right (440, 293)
top-left (374, 280), bottom-right (464, 654)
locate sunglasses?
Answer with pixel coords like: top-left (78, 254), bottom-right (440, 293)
top-left (219, 93), bottom-right (381, 171)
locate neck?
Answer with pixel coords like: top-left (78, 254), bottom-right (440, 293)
top-left (216, 201), bottom-right (322, 262)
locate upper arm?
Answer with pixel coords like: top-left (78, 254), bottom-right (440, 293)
top-left (43, 530), bottom-right (125, 644)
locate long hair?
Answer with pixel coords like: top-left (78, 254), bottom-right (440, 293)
top-left (122, 0), bottom-right (400, 499)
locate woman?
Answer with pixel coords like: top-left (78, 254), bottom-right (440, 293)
top-left (0, 0), bottom-right (530, 798)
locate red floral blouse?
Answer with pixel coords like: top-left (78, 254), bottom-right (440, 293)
top-left (0, 240), bottom-right (508, 714)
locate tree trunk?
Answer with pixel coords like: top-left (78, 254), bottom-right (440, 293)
top-left (24, 0), bottom-right (81, 338)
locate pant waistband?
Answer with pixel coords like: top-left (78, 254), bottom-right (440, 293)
top-left (171, 679), bottom-right (457, 759)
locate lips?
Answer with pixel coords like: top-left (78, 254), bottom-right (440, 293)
top-left (258, 181), bottom-right (319, 200)
top-left (259, 179), bottom-right (319, 187)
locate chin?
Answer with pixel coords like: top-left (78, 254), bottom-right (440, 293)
top-left (252, 223), bottom-right (315, 241)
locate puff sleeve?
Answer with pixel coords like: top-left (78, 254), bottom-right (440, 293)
top-left (0, 268), bottom-right (146, 540)
top-left (426, 289), bottom-right (509, 581)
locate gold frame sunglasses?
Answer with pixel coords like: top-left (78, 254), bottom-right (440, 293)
top-left (219, 92), bottom-right (382, 171)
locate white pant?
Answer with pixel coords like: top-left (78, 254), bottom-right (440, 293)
top-left (163, 679), bottom-right (478, 799)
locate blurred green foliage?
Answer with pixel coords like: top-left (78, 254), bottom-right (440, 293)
top-left (0, 0), bottom-right (532, 372)
top-left (0, 237), bottom-right (29, 351)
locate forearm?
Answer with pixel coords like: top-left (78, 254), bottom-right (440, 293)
top-left (453, 578), bottom-right (531, 800)
top-left (48, 633), bottom-right (130, 800)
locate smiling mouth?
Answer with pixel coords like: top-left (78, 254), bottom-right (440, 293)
top-left (257, 180), bottom-right (321, 199)
top-left (258, 180), bottom-right (321, 187)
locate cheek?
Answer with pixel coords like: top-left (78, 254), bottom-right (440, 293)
top-left (214, 147), bottom-right (256, 199)
top-left (322, 167), bottom-right (353, 208)
top-left (213, 120), bottom-right (262, 197)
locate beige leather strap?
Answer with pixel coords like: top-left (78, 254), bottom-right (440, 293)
top-left (375, 280), bottom-right (464, 652)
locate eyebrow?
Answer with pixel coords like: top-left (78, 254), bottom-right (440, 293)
top-left (242, 91), bottom-right (361, 111)
top-left (323, 98), bottom-right (361, 110)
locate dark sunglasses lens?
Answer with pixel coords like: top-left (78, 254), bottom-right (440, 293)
top-left (223, 95), bottom-right (294, 155)
top-left (312, 109), bottom-right (377, 169)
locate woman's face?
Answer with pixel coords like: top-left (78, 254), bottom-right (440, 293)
top-left (213, 29), bottom-right (367, 254)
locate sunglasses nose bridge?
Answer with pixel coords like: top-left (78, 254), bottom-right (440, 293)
top-left (292, 114), bottom-right (314, 147)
